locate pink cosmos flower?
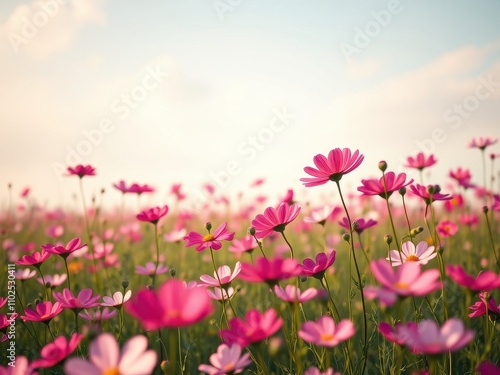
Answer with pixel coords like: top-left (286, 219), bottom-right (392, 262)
top-left (339, 217), bottom-right (377, 234)
top-left (238, 256), bottom-right (301, 286)
top-left (0, 356), bottom-right (34, 375)
top-left (42, 238), bottom-right (86, 259)
top-left (409, 184), bottom-right (452, 205)
top-left (304, 205), bottom-right (342, 225)
top-left (183, 222), bottom-right (235, 251)
top-left (444, 194), bottom-right (464, 212)
top-left (199, 262), bottom-right (241, 288)
top-left (53, 289), bottom-right (101, 310)
top-left (436, 220), bottom-right (458, 238)
top-left (207, 287), bottom-right (236, 302)
top-left (220, 308), bottom-right (282, 347)
top-left (251, 202), bottom-right (301, 238)
top-left (446, 265), bottom-right (500, 291)
top-left (46, 225), bottom-right (64, 238)
top-left (64, 333), bottom-right (157, 375)
top-left (274, 284), bottom-right (320, 304)
top-left (101, 291), bottom-right (132, 308)
top-left (67, 165), bottom-right (95, 178)
top-left (198, 343), bottom-right (252, 375)
top-left (399, 318), bottom-right (474, 354)
top-left (229, 235), bottom-right (258, 254)
top-left (0, 298), bottom-right (6, 309)
top-left (378, 322), bottom-right (413, 345)
top-left (125, 279), bottom-right (214, 330)
top-left (493, 195), bottom-right (500, 212)
top-left (128, 183), bottom-right (155, 195)
top-left (469, 293), bottom-right (500, 318)
top-left (163, 228), bottom-right (187, 243)
top-left (299, 316), bottom-right (355, 347)
top-left (458, 213), bottom-right (480, 228)
top-left (357, 172), bottom-right (413, 199)
top-left (170, 183), bottom-right (186, 200)
top-left (112, 180), bottom-right (129, 193)
top-left (16, 249), bottom-right (51, 267)
top-left (305, 367), bottom-right (340, 375)
top-left (449, 167), bottom-right (475, 189)
top-left (21, 301), bottom-right (63, 323)
top-left (477, 361), bottom-right (500, 375)
top-left (31, 333), bottom-right (83, 369)
top-left (404, 152), bottom-right (437, 171)
top-left (135, 262), bottom-right (168, 276)
top-left (387, 241), bottom-right (437, 266)
top-left (468, 136), bottom-right (498, 150)
top-left (79, 307), bottom-right (117, 321)
top-left (136, 205), bottom-right (168, 225)
top-left (300, 251), bottom-right (336, 279)
top-left (37, 274), bottom-right (67, 288)
top-left (300, 148), bottom-right (364, 186)
top-left (281, 188), bottom-right (295, 205)
top-left (15, 268), bottom-right (37, 280)
top-left (364, 260), bottom-right (441, 306)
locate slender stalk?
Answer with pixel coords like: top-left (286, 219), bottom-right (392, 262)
top-left (483, 208), bottom-right (500, 269)
top-left (152, 223), bottom-right (160, 288)
top-left (63, 258), bottom-right (71, 291)
top-left (281, 231), bottom-right (294, 259)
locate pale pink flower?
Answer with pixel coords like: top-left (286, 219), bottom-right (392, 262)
top-left (101, 291), bottom-right (132, 308)
top-left (251, 202), bottom-right (301, 238)
top-left (135, 262), bottom-right (168, 276)
top-left (79, 307), bottom-right (117, 321)
top-left (299, 316), bottom-right (355, 347)
top-left (468, 136), bottom-right (498, 150)
top-left (53, 289), bottom-right (101, 310)
top-left (207, 287), bottom-right (236, 302)
top-left (446, 265), bottom-right (500, 291)
top-left (304, 205), bottom-right (342, 225)
top-left (274, 284), bottom-right (319, 304)
top-left (387, 241), bottom-right (437, 266)
top-left (64, 333), bottom-right (157, 375)
top-left (404, 152), bottom-right (437, 171)
top-left (15, 268), bottom-right (37, 280)
top-left (436, 220), bottom-right (458, 238)
top-left (199, 262), bottom-right (241, 288)
top-left (198, 343), bottom-right (252, 375)
top-left (37, 274), bottom-right (67, 288)
top-left (228, 235), bottom-right (258, 254)
top-left (305, 367), bottom-right (340, 375)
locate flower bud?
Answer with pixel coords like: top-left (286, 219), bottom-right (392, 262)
top-left (426, 185), bottom-right (435, 195)
top-left (483, 206), bottom-right (489, 214)
top-left (399, 187), bottom-right (406, 196)
top-left (248, 227), bottom-right (256, 236)
top-left (378, 160), bottom-right (387, 172)
top-left (384, 234), bottom-right (393, 245)
top-left (169, 268), bottom-right (176, 277)
top-left (205, 222), bottom-right (212, 231)
top-left (121, 280), bottom-right (129, 289)
top-left (342, 233), bottom-right (350, 242)
top-left (299, 275), bottom-right (308, 283)
top-left (410, 226), bottom-right (424, 237)
top-left (352, 221), bottom-right (359, 231)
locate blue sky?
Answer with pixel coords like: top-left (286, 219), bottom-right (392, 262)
top-left (1, 0), bottom-right (499, 210)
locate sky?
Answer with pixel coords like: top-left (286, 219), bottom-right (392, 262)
top-left (1, 0), bottom-right (499, 211)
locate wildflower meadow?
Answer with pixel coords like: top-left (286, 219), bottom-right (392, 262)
top-left (1, 139), bottom-right (500, 375)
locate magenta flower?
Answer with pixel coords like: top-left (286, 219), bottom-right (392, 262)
top-left (274, 284), bottom-right (320, 304)
top-left (299, 316), bottom-right (355, 347)
top-left (378, 322), bottom-right (412, 345)
top-left (136, 205), bottom-right (168, 225)
top-left (112, 180), bottom-right (129, 193)
top-left (229, 235), bottom-right (258, 254)
top-left (16, 249), bottom-right (51, 267)
top-left (79, 307), bottom-right (117, 321)
top-left (409, 184), bottom-right (452, 205)
top-left (53, 288), bottom-right (101, 310)
top-left (387, 241), bottom-right (437, 266)
top-left (493, 195), bottom-right (500, 212)
top-left (199, 262), bottom-right (241, 288)
top-left (404, 152), bottom-right (437, 171)
top-left (436, 220), bottom-right (458, 238)
top-left (300, 251), bottom-right (336, 279)
top-left (128, 183), bottom-right (155, 195)
top-left (220, 308), bottom-right (282, 347)
top-left (0, 356), bottom-right (32, 375)
top-left (238, 256), bottom-right (301, 286)
top-left (364, 260), bottom-right (441, 306)
top-left (67, 165), bottom-right (95, 178)
top-left (31, 333), bottom-right (83, 369)
top-left (21, 301), bottom-right (63, 323)
top-left (468, 136), bottom-right (498, 150)
top-left (42, 238), bottom-right (86, 259)
top-left (477, 361), bottom-right (500, 375)
top-left (101, 291), bottom-right (132, 309)
top-left (170, 183), bottom-right (186, 200)
top-left (251, 202), bottom-right (301, 238)
top-left (449, 167), bottom-right (476, 189)
top-left (125, 279), bottom-right (214, 330)
top-left (458, 213), bottom-right (480, 228)
top-left (135, 262), bottom-right (168, 276)
top-left (64, 333), bottom-right (157, 375)
top-left (399, 318), bottom-right (474, 354)
top-left (469, 293), bottom-right (500, 318)
top-left (183, 222), bottom-right (235, 251)
top-left (357, 172), bottom-right (413, 199)
top-left (198, 343), bottom-right (252, 375)
top-left (446, 265), bottom-right (500, 291)
top-left (339, 217), bottom-right (377, 234)
top-left (300, 147), bottom-right (364, 186)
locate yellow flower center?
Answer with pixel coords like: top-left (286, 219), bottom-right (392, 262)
top-left (223, 362), bottom-right (235, 371)
top-left (406, 255), bottom-right (419, 262)
top-left (393, 282), bottom-right (409, 289)
top-left (103, 368), bottom-right (119, 375)
top-left (203, 234), bottom-right (215, 242)
top-left (320, 333), bottom-right (334, 341)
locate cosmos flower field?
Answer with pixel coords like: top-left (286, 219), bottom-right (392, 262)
top-left (1, 139), bottom-right (500, 375)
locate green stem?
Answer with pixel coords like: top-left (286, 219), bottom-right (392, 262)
top-left (281, 231), bottom-right (294, 259)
